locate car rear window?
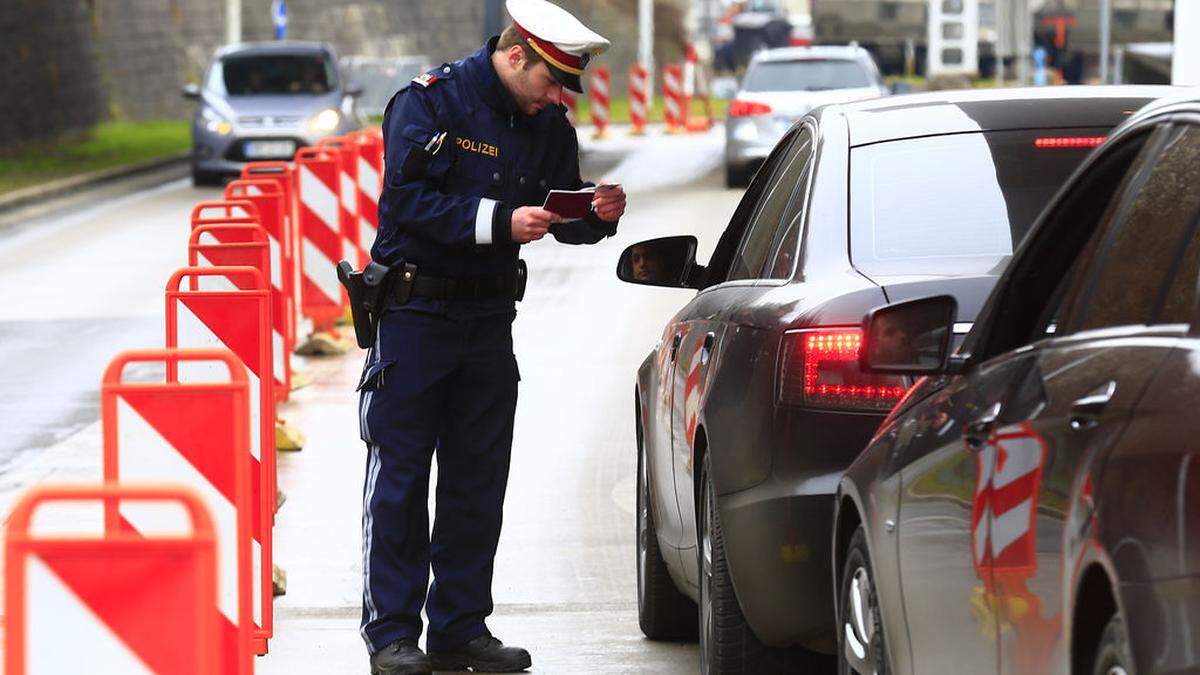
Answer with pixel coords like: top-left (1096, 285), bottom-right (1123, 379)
top-left (215, 54), bottom-right (335, 95)
top-left (743, 59), bottom-right (873, 92)
top-left (849, 128), bottom-right (1107, 278)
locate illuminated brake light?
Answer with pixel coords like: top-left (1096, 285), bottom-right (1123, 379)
top-left (1034, 136), bottom-right (1107, 149)
top-left (779, 328), bottom-right (908, 411)
top-left (728, 99), bottom-right (773, 117)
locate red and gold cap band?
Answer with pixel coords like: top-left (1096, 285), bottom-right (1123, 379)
top-left (513, 21), bottom-right (586, 76)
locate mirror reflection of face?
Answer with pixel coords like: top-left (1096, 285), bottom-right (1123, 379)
top-left (872, 314), bottom-right (915, 366)
top-left (631, 244), bottom-right (664, 282)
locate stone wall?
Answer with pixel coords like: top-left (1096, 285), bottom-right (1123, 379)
top-left (0, 0), bottom-right (686, 148)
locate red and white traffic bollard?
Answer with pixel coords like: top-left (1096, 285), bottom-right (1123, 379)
top-left (662, 65), bottom-right (686, 134)
top-left (628, 64), bottom-right (650, 136)
top-left (561, 88), bottom-right (577, 125)
top-left (589, 66), bottom-right (611, 140)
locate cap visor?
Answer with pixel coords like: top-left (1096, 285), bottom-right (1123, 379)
top-left (549, 66), bottom-right (584, 94)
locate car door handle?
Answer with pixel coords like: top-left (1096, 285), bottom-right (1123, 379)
top-left (965, 402), bottom-right (1002, 450)
top-left (701, 332), bottom-right (715, 364)
top-left (670, 333), bottom-right (682, 362)
top-left (1070, 380), bottom-right (1116, 431)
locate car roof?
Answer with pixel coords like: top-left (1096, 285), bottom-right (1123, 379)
top-left (1122, 86), bottom-right (1200, 125)
top-left (751, 45), bottom-right (871, 64)
top-left (827, 85), bottom-right (1177, 147)
top-left (214, 41), bottom-right (334, 60)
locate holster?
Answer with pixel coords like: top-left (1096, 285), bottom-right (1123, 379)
top-left (337, 259), bottom-right (401, 349)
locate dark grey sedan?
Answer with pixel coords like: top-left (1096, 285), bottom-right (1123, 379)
top-left (619, 85), bottom-right (1171, 673)
top-left (836, 92), bottom-right (1200, 675)
top-left (184, 41), bottom-right (361, 186)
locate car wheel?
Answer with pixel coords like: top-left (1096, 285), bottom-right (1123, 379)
top-left (699, 453), bottom-right (765, 674)
top-left (838, 525), bottom-right (889, 675)
top-left (1091, 613), bottom-right (1133, 675)
top-left (724, 163), bottom-right (749, 189)
top-left (192, 167), bottom-right (223, 188)
top-left (637, 440), bottom-right (698, 640)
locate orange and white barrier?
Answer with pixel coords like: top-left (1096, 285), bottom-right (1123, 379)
top-left (164, 268), bottom-right (276, 650)
top-left (588, 66), bottom-right (611, 140)
top-left (353, 132), bottom-right (384, 267)
top-left (561, 88), bottom-right (577, 125)
top-left (293, 147), bottom-right (350, 347)
top-left (240, 162), bottom-right (303, 354)
top-left (628, 64), bottom-right (650, 135)
top-left (5, 484), bottom-right (221, 675)
top-left (684, 44), bottom-right (714, 132)
top-left (662, 65), bottom-right (686, 134)
top-left (317, 137), bottom-right (362, 269)
top-left (101, 348), bottom-right (257, 669)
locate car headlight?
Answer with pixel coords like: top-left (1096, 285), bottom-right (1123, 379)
top-left (309, 109), bottom-right (341, 134)
top-left (200, 107), bottom-right (233, 136)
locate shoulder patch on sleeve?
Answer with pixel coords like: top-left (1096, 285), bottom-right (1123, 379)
top-left (412, 72), bottom-right (438, 88)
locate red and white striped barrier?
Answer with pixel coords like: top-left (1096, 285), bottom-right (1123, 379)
top-left (662, 64), bottom-right (686, 134)
top-left (5, 484), bottom-right (221, 675)
top-left (353, 131), bottom-right (384, 267)
top-left (101, 348), bottom-right (256, 670)
top-left (164, 268), bottom-right (275, 651)
top-left (293, 147), bottom-right (349, 341)
top-left (562, 88), bottom-right (577, 125)
top-left (225, 179), bottom-right (298, 372)
top-left (317, 137), bottom-right (361, 269)
top-left (241, 162), bottom-right (303, 350)
top-left (628, 64), bottom-right (650, 136)
top-left (589, 66), bottom-right (611, 140)
top-left (971, 422), bottom-right (1047, 572)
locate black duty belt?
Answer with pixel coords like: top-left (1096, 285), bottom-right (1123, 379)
top-left (395, 261), bottom-right (527, 302)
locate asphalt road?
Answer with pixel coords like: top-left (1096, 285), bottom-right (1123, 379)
top-left (0, 128), bottom-right (741, 672)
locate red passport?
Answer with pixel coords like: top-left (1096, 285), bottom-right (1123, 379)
top-left (542, 188), bottom-right (596, 221)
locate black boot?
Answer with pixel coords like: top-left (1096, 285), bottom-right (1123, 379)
top-left (370, 639), bottom-right (432, 675)
top-left (428, 634), bottom-right (532, 672)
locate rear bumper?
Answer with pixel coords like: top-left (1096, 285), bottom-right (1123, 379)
top-left (717, 474), bottom-right (839, 651)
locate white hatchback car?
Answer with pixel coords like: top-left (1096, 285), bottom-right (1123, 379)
top-left (725, 45), bottom-right (886, 186)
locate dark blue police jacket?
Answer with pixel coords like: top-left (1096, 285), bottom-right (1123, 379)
top-left (372, 38), bottom-right (617, 316)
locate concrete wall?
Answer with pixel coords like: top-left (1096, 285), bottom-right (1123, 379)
top-left (0, 0), bottom-right (685, 148)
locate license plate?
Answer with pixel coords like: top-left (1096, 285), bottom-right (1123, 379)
top-left (244, 140), bottom-right (295, 159)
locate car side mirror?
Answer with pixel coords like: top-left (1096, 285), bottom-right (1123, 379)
top-left (617, 236), bottom-right (700, 289)
top-left (182, 83), bottom-right (202, 100)
top-left (860, 295), bottom-right (957, 374)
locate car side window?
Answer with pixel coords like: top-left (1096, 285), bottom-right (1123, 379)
top-left (1061, 124), bottom-right (1200, 334)
top-left (727, 128), bottom-right (813, 281)
top-left (761, 134), bottom-right (816, 280)
top-left (702, 130), bottom-right (797, 286)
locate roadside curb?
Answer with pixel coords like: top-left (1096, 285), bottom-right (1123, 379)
top-left (0, 152), bottom-right (191, 217)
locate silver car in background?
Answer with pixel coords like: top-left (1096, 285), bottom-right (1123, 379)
top-left (184, 41), bottom-right (361, 186)
top-left (725, 45), bottom-right (886, 186)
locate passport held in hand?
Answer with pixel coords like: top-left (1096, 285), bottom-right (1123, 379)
top-left (541, 184), bottom-right (620, 222)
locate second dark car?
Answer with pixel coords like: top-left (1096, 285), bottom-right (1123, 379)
top-left (621, 85), bottom-right (1172, 672)
top-left (836, 92), bottom-right (1200, 675)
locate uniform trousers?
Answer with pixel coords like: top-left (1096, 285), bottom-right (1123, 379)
top-left (358, 306), bottom-right (519, 653)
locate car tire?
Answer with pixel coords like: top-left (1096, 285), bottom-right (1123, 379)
top-left (724, 163), bottom-right (749, 189)
top-left (699, 453), bottom-right (766, 674)
top-left (192, 167), bottom-right (223, 188)
top-left (1091, 613), bottom-right (1133, 675)
top-left (838, 525), bottom-right (889, 675)
top-left (637, 441), bottom-right (698, 641)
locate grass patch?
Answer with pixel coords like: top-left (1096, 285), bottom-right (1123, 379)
top-left (0, 119), bottom-right (191, 196)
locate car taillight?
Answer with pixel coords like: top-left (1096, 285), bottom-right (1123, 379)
top-left (728, 99), bottom-right (773, 117)
top-left (778, 328), bottom-right (908, 411)
top-left (1033, 136), bottom-right (1107, 149)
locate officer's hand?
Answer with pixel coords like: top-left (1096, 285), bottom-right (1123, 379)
top-left (511, 206), bottom-right (558, 244)
top-left (592, 183), bottom-right (626, 223)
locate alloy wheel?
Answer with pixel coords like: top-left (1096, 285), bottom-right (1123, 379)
top-left (844, 566), bottom-right (880, 675)
top-left (700, 477), bottom-right (715, 674)
top-left (637, 449), bottom-right (649, 608)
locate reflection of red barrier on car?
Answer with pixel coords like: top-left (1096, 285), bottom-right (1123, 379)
top-left (683, 343), bottom-right (704, 451)
top-left (101, 348), bottom-right (256, 669)
top-left (969, 422), bottom-right (1061, 670)
top-left (5, 484), bottom-right (220, 675)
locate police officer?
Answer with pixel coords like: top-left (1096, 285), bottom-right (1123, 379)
top-left (359, 1), bottom-right (625, 673)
